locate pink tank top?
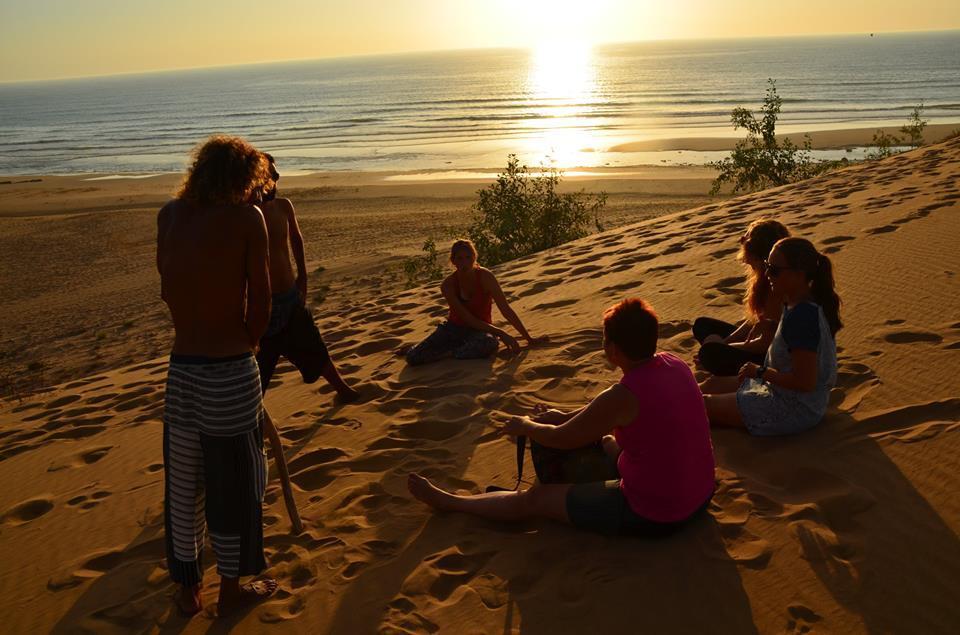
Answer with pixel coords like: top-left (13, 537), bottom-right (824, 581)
top-left (615, 352), bottom-right (715, 522)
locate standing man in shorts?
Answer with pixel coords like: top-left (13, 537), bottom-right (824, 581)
top-left (157, 136), bottom-right (278, 616)
top-left (255, 154), bottom-right (359, 402)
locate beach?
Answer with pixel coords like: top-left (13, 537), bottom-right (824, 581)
top-left (1, 136), bottom-right (958, 633)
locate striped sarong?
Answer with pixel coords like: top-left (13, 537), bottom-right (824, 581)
top-left (162, 352), bottom-right (267, 586)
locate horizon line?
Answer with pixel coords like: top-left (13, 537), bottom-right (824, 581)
top-left (2, 27), bottom-right (958, 86)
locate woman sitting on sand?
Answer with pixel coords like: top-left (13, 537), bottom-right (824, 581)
top-left (405, 239), bottom-right (547, 366)
top-left (409, 298), bottom-right (716, 536)
top-left (693, 218), bottom-right (790, 376)
top-left (701, 238), bottom-right (841, 435)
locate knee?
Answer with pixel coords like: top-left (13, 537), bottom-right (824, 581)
top-left (692, 317), bottom-right (710, 342)
top-left (405, 348), bottom-right (424, 366)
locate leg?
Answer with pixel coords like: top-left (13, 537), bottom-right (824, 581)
top-left (451, 330), bottom-right (499, 360)
top-left (201, 427), bottom-right (276, 615)
top-left (284, 304), bottom-right (359, 400)
top-left (255, 340), bottom-right (281, 394)
top-left (704, 393), bottom-right (746, 429)
top-left (405, 323), bottom-right (462, 366)
top-left (699, 374), bottom-right (742, 394)
top-left (698, 341), bottom-right (762, 376)
top-left (162, 373), bottom-right (206, 615)
top-left (320, 361), bottom-right (360, 402)
top-left (408, 474), bottom-right (571, 524)
top-left (692, 317), bottom-right (739, 344)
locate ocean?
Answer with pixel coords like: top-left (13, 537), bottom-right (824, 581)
top-left (1, 30), bottom-right (958, 176)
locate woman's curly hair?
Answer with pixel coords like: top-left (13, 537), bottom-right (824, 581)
top-left (176, 135), bottom-right (272, 206)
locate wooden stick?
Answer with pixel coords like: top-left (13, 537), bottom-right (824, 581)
top-left (261, 409), bottom-right (304, 534)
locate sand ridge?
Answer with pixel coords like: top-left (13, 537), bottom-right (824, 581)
top-left (1, 139), bottom-right (959, 633)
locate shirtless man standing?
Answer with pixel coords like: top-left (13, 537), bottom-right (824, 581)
top-left (157, 136), bottom-right (278, 616)
top-left (255, 154), bottom-right (358, 401)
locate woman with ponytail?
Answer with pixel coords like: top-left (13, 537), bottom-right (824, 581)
top-left (701, 238), bottom-right (841, 435)
top-left (693, 218), bottom-right (790, 376)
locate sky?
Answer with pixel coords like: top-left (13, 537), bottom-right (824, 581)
top-left (1, 0), bottom-right (959, 82)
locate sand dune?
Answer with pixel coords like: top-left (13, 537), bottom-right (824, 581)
top-left (1, 140), bottom-right (959, 633)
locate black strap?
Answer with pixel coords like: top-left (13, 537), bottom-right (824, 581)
top-left (485, 435), bottom-right (526, 493)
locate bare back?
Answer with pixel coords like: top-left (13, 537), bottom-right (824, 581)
top-left (260, 198), bottom-right (297, 294)
top-left (157, 199), bottom-right (270, 357)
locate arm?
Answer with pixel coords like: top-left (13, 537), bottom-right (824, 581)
top-left (156, 203), bottom-right (172, 276)
top-left (512, 385), bottom-right (637, 450)
top-left (244, 206), bottom-right (272, 347)
top-left (284, 199), bottom-right (308, 302)
top-left (442, 276), bottom-right (512, 340)
top-left (532, 404), bottom-right (585, 424)
top-left (726, 320), bottom-right (776, 353)
top-left (739, 349), bottom-right (818, 392)
top-left (483, 270), bottom-right (548, 344)
top-left (721, 320), bottom-right (752, 344)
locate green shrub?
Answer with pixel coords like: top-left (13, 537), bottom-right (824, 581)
top-left (866, 103), bottom-right (929, 160)
top-left (866, 130), bottom-right (903, 160)
top-left (708, 79), bottom-right (819, 195)
top-left (402, 238), bottom-right (446, 287)
top-left (900, 102), bottom-right (927, 148)
top-left (467, 155), bottom-right (606, 266)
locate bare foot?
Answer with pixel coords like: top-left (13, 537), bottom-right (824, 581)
top-left (217, 579), bottom-right (278, 616)
top-left (176, 584), bottom-right (202, 616)
top-left (407, 473), bottom-right (459, 511)
top-left (335, 386), bottom-right (361, 404)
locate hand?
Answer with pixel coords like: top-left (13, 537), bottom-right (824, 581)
top-left (499, 332), bottom-right (521, 354)
top-left (738, 362), bottom-right (760, 384)
top-left (526, 335), bottom-right (550, 347)
top-left (532, 403), bottom-right (567, 424)
top-left (693, 353), bottom-right (704, 370)
top-left (502, 416), bottom-right (533, 438)
top-left (703, 334), bottom-right (725, 345)
top-left (296, 275), bottom-right (307, 304)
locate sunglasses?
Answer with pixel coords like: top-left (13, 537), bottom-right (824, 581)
top-left (765, 262), bottom-right (794, 278)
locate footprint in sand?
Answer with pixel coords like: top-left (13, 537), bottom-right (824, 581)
top-left (785, 603), bottom-right (823, 634)
top-left (882, 329), bottom-right (943, 344)
top-left (46, 445), bottom-right (114, 472)
top-left (66, 490), bottom-right (113, 512)
top-left (2, 496), bottom-right (55, 526)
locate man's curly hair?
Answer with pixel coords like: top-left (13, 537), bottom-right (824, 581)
top-left (177, 135), bottom-right (272, 206)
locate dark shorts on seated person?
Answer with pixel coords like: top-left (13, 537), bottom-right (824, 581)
top-left (256, 286), bottom-right (331, 392)
top-left (567, 480), bottom-right (712, 537)
top-left (405, 321), bottom-right (498, 366)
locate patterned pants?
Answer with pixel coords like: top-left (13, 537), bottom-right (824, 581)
top-left (163, 353), bottom-right (267, 586)
top-left (405, 321), bottom-right (499, 366)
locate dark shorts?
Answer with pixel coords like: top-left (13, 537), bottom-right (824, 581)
top-left (566, 480), bottom-right (713, 537)
top-left (256, 302), bottom-right (331, 392)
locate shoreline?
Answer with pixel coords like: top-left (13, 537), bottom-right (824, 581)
top-left (3, 124), bottom-right (957, 183)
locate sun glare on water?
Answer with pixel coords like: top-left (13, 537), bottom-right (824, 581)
top-left (517, 0), bottom-right (610, 167)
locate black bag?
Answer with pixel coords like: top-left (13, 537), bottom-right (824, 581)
top-left (486, 435), bottom-right (619, 492)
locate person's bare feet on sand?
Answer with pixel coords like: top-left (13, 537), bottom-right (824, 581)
top-left (335, 386), bottom-right (362, 403)
top-left (408, 473), bottom-right (458, 511)
top-left (218, 578), bottom-right (278, 616)
top-left (177, 584), bottom-right (202, 616)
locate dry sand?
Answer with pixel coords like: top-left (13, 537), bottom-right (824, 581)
top-left (0, 141), bottom-right (959, 633)
top-left (0, 166), bottom-right (716, 399)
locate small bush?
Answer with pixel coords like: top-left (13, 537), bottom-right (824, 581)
top-left (866, 103), bottom-right (929, 160)
top-left (900, 103), bottom-right (927, 148)
top-left (709, 79), bottom-right (819, 195)
top-left (866, 130), bottom-right (903, 160)
top-left (402, 238), bottom-right (446, 287)
top-left (466, 155), bottom-right (606, 266)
